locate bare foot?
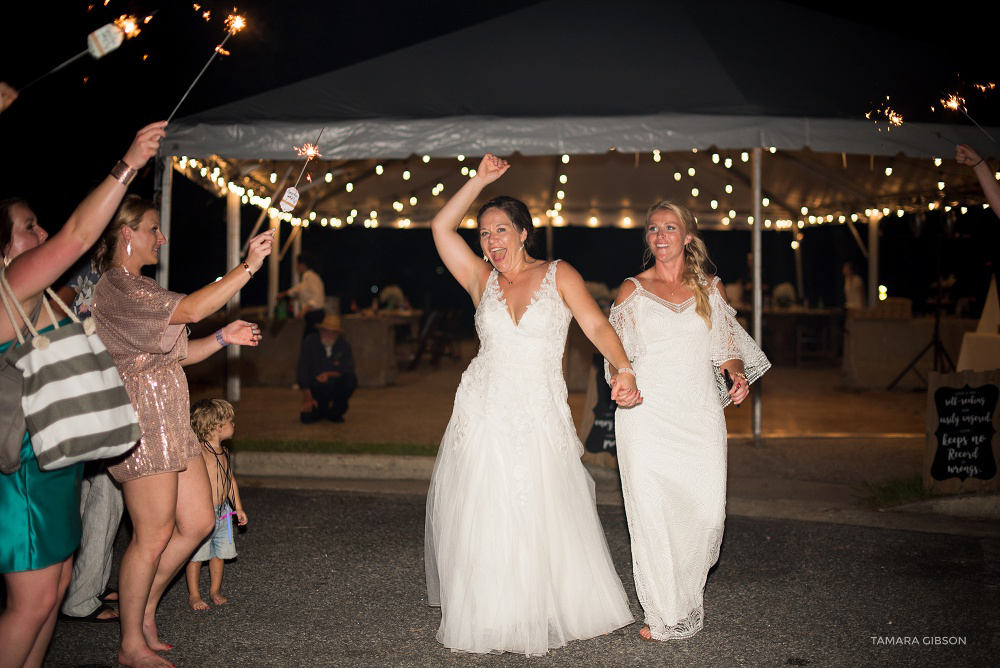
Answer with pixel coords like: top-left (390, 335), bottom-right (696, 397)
top-left (188, 596), bottom-right (210, 611)
top-left (97, 606), bottom-right (120, 620)
top-left (141, 617), bottom-right (173, 652)
top-left (117, 645), bottom-right (175, 668)
top-left (209, 591), bottom-right (228, 605)
top-left (639, 625), bottom-right (657, 641)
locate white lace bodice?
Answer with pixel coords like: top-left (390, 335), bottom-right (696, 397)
top-left (607, 276), bottom-right (770, 406)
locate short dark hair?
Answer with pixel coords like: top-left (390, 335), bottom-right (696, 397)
top-left (297, 252), bottom-right (318, 270)
top-left (477, 196), bottom-right (538, 255)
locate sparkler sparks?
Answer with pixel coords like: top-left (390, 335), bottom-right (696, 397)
top-left (113, 15), bottom-right (141, 40)
top-left (225, 13), bottom-right (247, 34)
top-left (295, 143), bottom-right (323, 159)
top-left (973, 82), bottom-right (996, 93)
top-left (866, 97), bottom-right (904, 132)
top-left (939, 91), bottom-right (995, 142)
top-left (166, 9), bottom-right (249, 122)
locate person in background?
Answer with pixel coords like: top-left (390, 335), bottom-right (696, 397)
top-left (843, 261), bottom-right (865, 310)
top-left (0, 82), bottom-right (17, 113)
top-left (0, 120), bottom-right (166, 668)
top-left (56, 257), bottom-right (123, 624)
top-left (297, 314), bottom-right (357, 423)
top-left (279, 252), bottom-right (325, 338)
top-left (185, 399), bottom-right (247, 611)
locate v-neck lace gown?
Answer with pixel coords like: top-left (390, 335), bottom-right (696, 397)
top-left (608, 276), bottom-right (769, 641)
top-left (425, 261), bottom-right (633, 656)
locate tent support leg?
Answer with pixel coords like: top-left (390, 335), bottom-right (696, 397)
top-left (226, 190), bottom-right (241, 403)
top-left (752, 148), bottom-right (763, 448)
top-left (157, 157), bottom-right (173, 289)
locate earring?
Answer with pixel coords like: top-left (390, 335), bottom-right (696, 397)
top-left (2, 256), bottom-right (8, 267)
top-left (126, 240), bottom-right (132, 258)
top-left (483, 253), bottom-right (489, 262)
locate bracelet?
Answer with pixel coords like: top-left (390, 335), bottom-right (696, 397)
top-left (617, 368), bottom-right (635, 376)
top-left (215, 329), bottom-right (228, 347)
top-left (242, 261), bottom-right (254, 278)
top-left (973, 157), bottom-right (985, 168)
top-left (110, 159), bottom-right (137, 186)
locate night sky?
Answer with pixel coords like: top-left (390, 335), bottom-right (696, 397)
top-left (2, 1), bottom-right (997, 321)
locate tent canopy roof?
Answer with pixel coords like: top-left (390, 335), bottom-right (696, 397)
top-left (163, 0), bottom-right (997, 227)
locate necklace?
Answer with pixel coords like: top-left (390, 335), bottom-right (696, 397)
top-left (501, 258), bottom-right (531, 285)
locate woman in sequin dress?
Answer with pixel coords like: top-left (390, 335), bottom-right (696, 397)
top-left (1, 122), bottom-right (166, 668)
top-left (90, 198), bottom-right (273, 668)
top-left (607, 201), bottom-right (769, 641)
top-left (425, 154), bottom-right (641, 656)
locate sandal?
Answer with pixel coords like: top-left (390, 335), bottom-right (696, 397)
top-left (59, 603), bottom-right (119, 623)
top-left (98, 586), bottom-right (118, 603)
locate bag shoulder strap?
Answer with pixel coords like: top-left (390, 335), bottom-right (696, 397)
top-left (0, 267), bottom-right (81, 346)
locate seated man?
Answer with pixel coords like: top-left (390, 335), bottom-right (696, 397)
top-left (297, 314), bottom-right (358, 423)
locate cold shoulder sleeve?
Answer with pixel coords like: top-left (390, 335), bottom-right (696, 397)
top-left (604, 279), bottom-right (645, 386)
top-left (707, 276), bottom-right (770, 406)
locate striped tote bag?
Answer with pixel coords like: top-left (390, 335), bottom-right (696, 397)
top-left (0, 269), bottom-right (139, 471)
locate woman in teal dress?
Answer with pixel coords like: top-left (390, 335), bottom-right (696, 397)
top-left (0, 121), bottom-right (165, 668)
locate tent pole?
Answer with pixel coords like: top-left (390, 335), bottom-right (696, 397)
top-left (267, 211), bottom-right (279, 318)
top-left (292, 230), bottom-right (303, 313)
top-left (157, 157), bottom-right (173, 288)
top-left (794, 239), bottom-right (804, 302)
top-left (226, 190), bottom-right (241, 402)
top-left (546, 223), bottom-right (554, 261)
top-left (752, 148), bottom-right (763, 447)
top-left (867, 215), bottom-right (879, 307)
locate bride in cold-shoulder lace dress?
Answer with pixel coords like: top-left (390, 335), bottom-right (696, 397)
top-left (607, 200), bottom-right (770, 642)
top-left (425, 155), bottom-right (640, 656)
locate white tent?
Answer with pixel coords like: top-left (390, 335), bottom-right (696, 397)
top-left (162, 0), bottom-right (998, 438)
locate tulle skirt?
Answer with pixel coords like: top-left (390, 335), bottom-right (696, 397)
top-left (425, 390), bottom-right (633, 655)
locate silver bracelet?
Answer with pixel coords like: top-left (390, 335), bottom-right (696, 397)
top-left (617, 368), bottom-right (635, 376)
top-left (215, 329), bottom-right (228, 347)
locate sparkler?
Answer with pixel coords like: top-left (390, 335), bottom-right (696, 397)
top-left (938, 92), bottom-right (995, 142)
top-left (280, 128), bottom-right (326, 212)
top-left (866, 95), bottom-right (957, 146)
top-left (165, 11), bottom-right (247, 123)
top-left (19, 13), bottom-right (154, 92)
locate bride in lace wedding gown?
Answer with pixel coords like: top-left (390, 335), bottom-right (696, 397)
top-left (608, 201), bottom-right (769, 642)
top-left (425, 155), bottom-right (639, 656)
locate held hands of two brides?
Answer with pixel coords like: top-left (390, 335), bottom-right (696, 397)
top-left (610, 373), bottom-right (643, 407)
top-left (245, 229), bottom-right (275, 274)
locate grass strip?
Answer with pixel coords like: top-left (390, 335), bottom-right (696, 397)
top-left (231, 438), bottom-right (438, 457)
top-left (861, 474), bottom-right (938, 508)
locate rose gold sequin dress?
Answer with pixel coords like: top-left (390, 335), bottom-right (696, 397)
top-left (91, 268), bottom-right (201, 483)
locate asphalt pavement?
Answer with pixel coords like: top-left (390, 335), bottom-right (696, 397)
top-left (44, 486), bottom-right (997, 668)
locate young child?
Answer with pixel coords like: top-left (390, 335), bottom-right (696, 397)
top-left (186, 399), bottom-right (248, 610)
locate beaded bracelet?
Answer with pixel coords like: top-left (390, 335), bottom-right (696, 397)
top-left (215, 329), bottom-right (228, 347)
top-left (242, 261), bottom-right (254, 278)
top-left (617, 368), bottom-right (636, 376)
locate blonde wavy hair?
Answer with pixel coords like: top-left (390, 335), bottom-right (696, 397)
top-left (190, 398), bottom-right (235, 445)
top-left (643, 200), bottom-right (717, 328)
top-left (93, 195), bottom-right (159, 273)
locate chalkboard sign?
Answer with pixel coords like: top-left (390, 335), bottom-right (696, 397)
top-left (584, 355), bottom-right (617, 456)
top-left (930, 384), bottom-right (998, 482)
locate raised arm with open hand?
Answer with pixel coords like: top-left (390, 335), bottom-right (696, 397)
top-left (430, 153), bottom-right (510, 299)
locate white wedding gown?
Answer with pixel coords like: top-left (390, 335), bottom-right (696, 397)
top-left (608, 276), bottom-right (769, 641)
top-left (425, 261), bottom-right (633, 656)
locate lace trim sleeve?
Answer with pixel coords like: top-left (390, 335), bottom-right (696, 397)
top-left (708, 277), bottom-right (771, 406)
top-left (603, 279), bottom-right (645, 386)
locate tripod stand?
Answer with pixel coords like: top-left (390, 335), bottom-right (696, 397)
top-left (887, 228), bottom-right (954, 390)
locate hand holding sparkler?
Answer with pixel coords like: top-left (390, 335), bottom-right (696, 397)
top-left (955, 144), bottom-right (986, 168)
top-left (121, 121), bottom-right (169, 174)
top-left (0, 82), bottom-right (18, 113)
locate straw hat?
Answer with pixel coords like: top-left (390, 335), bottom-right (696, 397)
top-left (317, 314), bottom-right (342, 332)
